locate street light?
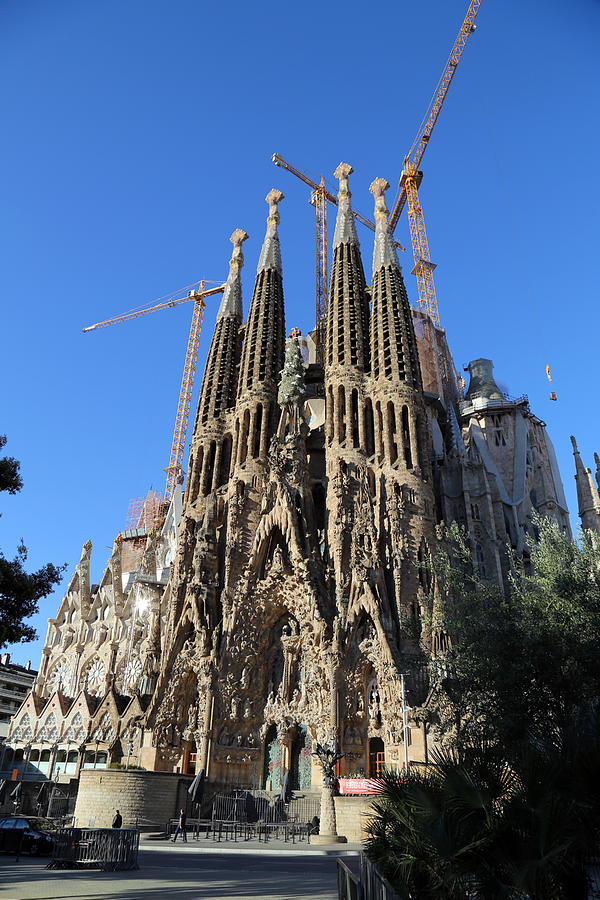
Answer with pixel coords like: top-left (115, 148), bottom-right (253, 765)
top-left (400, 674), bottom-right (411, 775)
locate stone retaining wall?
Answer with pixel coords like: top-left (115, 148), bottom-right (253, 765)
top-left (334, 795), bottom-right (376, 842)
top-left (74, 769), bottom-right (193, 829)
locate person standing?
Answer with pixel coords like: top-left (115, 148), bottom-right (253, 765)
top-left (112, 810), bottom-right (122, 829)
top-left (172, 808), bottom-right (187, 843)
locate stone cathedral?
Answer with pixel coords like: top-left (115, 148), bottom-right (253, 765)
top-left (6, 165), bottom-right (576, 804)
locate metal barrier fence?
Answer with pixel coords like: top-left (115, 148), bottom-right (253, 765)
top-left (341, 854), bottom-right (600, 900)
top-left (48, 828), bottom-right (140, 871)
top-left (337, 858), bottom-right (360, 900)
top-left (211, 791), bottom-right (319, 826)
top-left (359, 853), bottom-right (401, 900)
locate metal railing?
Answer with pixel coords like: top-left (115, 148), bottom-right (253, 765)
top-left (359, 854), bottom-right (401, 900)
top-left (48, 827), bottom-right (140, 871)
top-left (337, 858), bottom-right (360, 900)
top-left (210, 791), bottom-right (319, 826)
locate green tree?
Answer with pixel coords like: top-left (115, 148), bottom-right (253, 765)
top-left (0, 435), bottom-right (65, 649)
top-left (430, 517), bottom-right (600, 747)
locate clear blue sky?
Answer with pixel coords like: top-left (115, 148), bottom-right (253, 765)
top-left (2, 0), bottom-right (599, 667)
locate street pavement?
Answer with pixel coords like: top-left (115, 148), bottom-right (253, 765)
top-left (0, 843), bottom-right (360, 899)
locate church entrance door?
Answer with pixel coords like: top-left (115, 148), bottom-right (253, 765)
top-left (368, 737), bottom-right (385, 777)
top-left (290, 725), bottom-right (312, 790)
top-left (262, 725), bottom-right (282, 791)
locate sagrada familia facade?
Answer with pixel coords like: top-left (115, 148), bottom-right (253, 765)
top-left (6, 164), bottom-right (588, 797)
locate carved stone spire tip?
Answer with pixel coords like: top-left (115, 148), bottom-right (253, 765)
top-left (334, 162), bottom-right (353, 181)
top-left (230, 228), bottom-right (249, 247)
top-left (571, 435), bottom-right (579, 452)
top-left (266, 188), bottom-right (284, 208)
top-left (370, 177), bottom-right (390, 197)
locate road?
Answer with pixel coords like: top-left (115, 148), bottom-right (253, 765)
top-left (0, 844), bottom-right (356, 899)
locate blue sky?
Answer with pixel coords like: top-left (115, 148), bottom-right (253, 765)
top-left (2, 0), bottom-right (599, 667)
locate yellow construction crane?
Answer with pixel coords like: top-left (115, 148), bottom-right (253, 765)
top-left (389, 0), bottom-right (481, 327)
top-left (83, 280), bottom-right (225, 502)
top-left (272, 153), bottom-right (405, 359)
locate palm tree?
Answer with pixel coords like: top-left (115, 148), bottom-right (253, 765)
top-left (364, 716), bottom-right (600, 898)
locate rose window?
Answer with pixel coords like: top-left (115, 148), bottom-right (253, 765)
top-left (86, 660), bottom-right (106, 695)
top-left (53, 660), bottom-right (72, 696)
top-left (123, 657), bottom-right (142, 692)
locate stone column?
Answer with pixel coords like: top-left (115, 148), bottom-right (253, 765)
top-left (409, 414), bottom-right (419, 472)
top-left (211, 442), bottom-right (223, 492)
top-left (247, 413), bottom-right (257, 463)
top-left (358, 399), bottom-right (366, 452)
top-left (198, 692), bottom-right (213, 776)
top-left (259, 403), bottom-right (270, 459)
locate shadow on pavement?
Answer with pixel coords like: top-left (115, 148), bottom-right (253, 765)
top-left (0, 849), bottom-right (339, 899)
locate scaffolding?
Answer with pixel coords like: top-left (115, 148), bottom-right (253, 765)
top-left (124, 492), bottom-right (165, 533)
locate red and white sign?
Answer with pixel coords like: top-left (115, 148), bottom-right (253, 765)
top-left (337, 778), bottom-right (382, 795)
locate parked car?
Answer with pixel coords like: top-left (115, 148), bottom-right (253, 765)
top-left (0, 816), bottom-right (57, 855)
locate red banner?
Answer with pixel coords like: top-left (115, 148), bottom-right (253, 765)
top-left (338, 778), bottom-right (382, 795)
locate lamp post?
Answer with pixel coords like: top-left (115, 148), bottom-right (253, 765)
top-left (400, 674), bottom-right (411, 775)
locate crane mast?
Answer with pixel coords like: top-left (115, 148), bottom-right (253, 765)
top-left (389, 0), bottom-right (481, 329)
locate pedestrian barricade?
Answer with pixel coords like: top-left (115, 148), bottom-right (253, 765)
top-left (47, 827), bottom-right (139, 871)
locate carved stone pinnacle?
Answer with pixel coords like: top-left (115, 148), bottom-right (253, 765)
top-left (266, 189), bottom-right (284, 209)
top-left (334, 162), bottom-right (353, 182)
top-left (230, 229), bottom-right (249, 248)
top-left (370, 177), bottom-right (390, 220)
top-left (265, 189), bottom-right (284, 230)
top-left (369, 177), bottom-right (390, 198)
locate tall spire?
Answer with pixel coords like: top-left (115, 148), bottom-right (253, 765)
top-left (256, 188), bottom-right (284, 275)
top-left (333, 163), bottom-right (360, 249)
top-left (217, 228), bottom-right (249, 320)
top-left (195, 230), bottom-right (248, 428)
top-left (325, 163), bottom-right (369, 371)
top-left (238, 189), bottom-right (286, 399)
top-left (595, 452), bottom-right (600, 495)
top-left (370, 177), bottom-right (400, 274)
top-left (571, 435), bottom-right (600, 534)
top-left (369, 177), bottom-right (421, 387)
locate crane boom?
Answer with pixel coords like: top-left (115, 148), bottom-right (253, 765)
top-left (83, 280), bottom-right (225, 503)
top-left (82, 283), bottom-right (225, 333)
top-left (389, 0), bottom-right (481, 232)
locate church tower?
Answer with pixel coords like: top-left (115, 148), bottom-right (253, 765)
top-left (233, 189), bottom-right (286, 475)
top-left (571, 436), bottom-right (600, 534)
top-left (186, 228), bottom-right (248, 507)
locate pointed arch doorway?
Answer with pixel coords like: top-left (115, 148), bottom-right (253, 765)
top-left (290, 725), bottom-right (312, 790)
top-left (262, 725), bottom-right (282, 791)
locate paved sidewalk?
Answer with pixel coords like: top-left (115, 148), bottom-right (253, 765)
top-left (0, 845), bottom-right (354, 899)
top-left (146, 834), bottom-right (362, 856)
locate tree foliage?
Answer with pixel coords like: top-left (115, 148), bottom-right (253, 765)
top-left (0, 435), bottom-right (65, 649)
top-left (365, 714), bottom-right (600, 898)
top-left (431, 516), bottom-right (600, 747)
